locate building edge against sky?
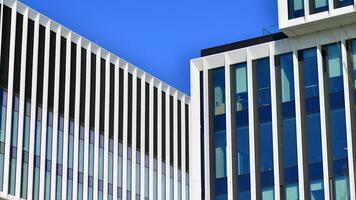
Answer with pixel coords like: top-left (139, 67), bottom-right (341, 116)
top-left (0, 0), bottom-right (190, 200)
top-left (191, 0), bottom-right (356, 200)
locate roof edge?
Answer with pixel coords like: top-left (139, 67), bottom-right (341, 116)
top-left (201, 32), bottom-right (288, 57)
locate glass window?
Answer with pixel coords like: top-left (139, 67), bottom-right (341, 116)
top-left (323, 43), bottom-right (349, 200)
top-left (299, 48), bottom-right (324, 199)
top-left (233, 63), bottom-right (251, 199)
top-left (21, 101), bottom-right (31, 197)
top-left (67, 176), bottom-right (73, 200)
top-left (288, 0), bottom-right (305, 19)
top-left (68, 121), bottom-right (74, 168)
top-left (56, 116), bottom-right (64, 200)
top-left (154, 160), bottom-right (158, 200)
top-left (109, 138), bottom-right (113, 185)
top-left (276, 53), bottom-right (299, 199)
top-left (78, 126), bottom-right (84, 200)
top-left (33, 107), bottom-right (42, 200)
top-left (136, 152), bottom-right (141, 196)
top-left (21, 103), bottom-right (30, 197)
top-left (255, 57), bottom-right (274, 199)
top-left (145, 155), bottom-right (149, 198)
top-left (334, 0), bottom-right (354, 8)
top-left (127, 148), bottom-right (132, 192)
top-left (210, 67), bottom-right (227, 200)
top-left (310, 0), bottom-right (328, 14)
top-left (0, 91), bottom-right (6, 191)
top-left (118, 148), bottom-right (123, 188)
top-left (45, 112), bottom-right (53, 199)
top-left (88, 129), bottom-right (94, 200)
top-left (99, 134), bottom-right (104, 181)
top-left (351, 39), bottom-right (356, 121)
top-left (170, 172), bottom-right (174, 200)
top-left (67, 121), bottom-right (74, 200)
top-left (162, 162), bottom-right (166, 200)
top-left (9, 96), bottom-right (19, 195)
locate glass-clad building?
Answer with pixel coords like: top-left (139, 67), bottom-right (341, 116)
top-left (0, 1), bottom-right (190, 200)
top-left (190, 0), bottom-right (356, 198)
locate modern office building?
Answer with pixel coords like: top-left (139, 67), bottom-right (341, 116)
top-left (0, 0), bottom-right (190, 200)
top-left (190, 0), bottom-right (356, 200)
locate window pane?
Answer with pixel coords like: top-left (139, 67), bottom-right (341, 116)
top-left (210, 67), bottom-right (227, 199)
top-left (255, 57), bottom-right (274, 199)
top-left (300, 48), bottom-right (324, 199)
top-left (233, 62), bottom-right (250, 199)
top-left (324, 43), bottom-right (349, 200)
top-left (334, 0), bottom-right (353, 8)
top-left (288, 0), bottom-right (304, 19)
top-left (277, 53), bottom-right (299, 200)
top-left (310, 0), bottom-right (328, 14)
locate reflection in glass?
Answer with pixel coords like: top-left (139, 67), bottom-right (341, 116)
top-left (300, 48), bottom-right (324, 199)
top-left (45, 111), bottom-right (53, 199)
top-left (255, 57), bottom-right (274, 199)
top-left (210, 67), bottom-right (227, 200)
top-left (9, 96), bottom-right (19, 195)
top-left (33, 107), bottom-right (42, 200)
top-left (233, 63), bottom-right (250, 199)
top-left (78, 126), bottom-right (84, 200)
top-left (88, 130), bottom-right (94, 199)
top-left (21, 101), bottom-right (30, 198)
top-left (324, 43), bottom-right (349, 200)
top-left (277, 53), bottom-right (299, 199)
top-left (288, 0), bottom-right (304, 19)
top-left (334, 0), bottom-right (353, 8)
top-left (56, 116), bottom-right (64, 200)
top-left (310, 0), bottom-right (328, 14)
top-left (0, 91), bottom-right (6, 191)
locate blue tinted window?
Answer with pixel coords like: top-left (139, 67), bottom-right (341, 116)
top-left (324, 43), bottom-right (349, 199)
top-left (233, 63), bottom-right (250, 199)
top-left (310, 0), bottom-right (328, 14)
top-left (334, 0), bottom-right (353, 8)
top-left (9, 96), bottom-right (19, 195)
top-left (99, 134), bottom-right (104, 180)
top-left (255, 57), bottom-right (274, 199)
top-left (210, 67), bottom-right (227, 199)
top-left (288, 0), bottom-right (304, 19)
top-left (300, 48), bottom-right (324, 199)
top-left (277, 53), bottom-right (299, 199)
top-left (352, 39), bottom-right (356, 119)
top-left (0, 91), bottom-right (6, 191)
top-left (21, 101), bottom-right (30, 198)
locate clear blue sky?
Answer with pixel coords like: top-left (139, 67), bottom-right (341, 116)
top-left (21, 0), bottom-right (279, 95)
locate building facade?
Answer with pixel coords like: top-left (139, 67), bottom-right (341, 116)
top-left (0, 0), bottom-right (190, 200)
top-left (190, 0), bottom-right (356, 200)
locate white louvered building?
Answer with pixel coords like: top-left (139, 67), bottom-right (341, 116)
top-left (0, 0), bottom-right (190, 200)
